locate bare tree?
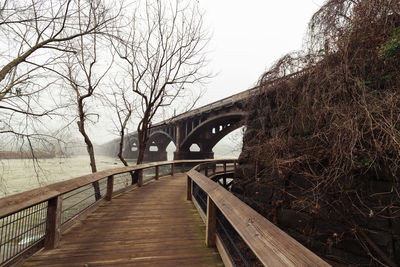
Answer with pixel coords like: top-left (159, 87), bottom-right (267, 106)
top-left (0, 0), bottom-right (122, 196)
top-left (103, 82), bottom-right (134, 166)
top-left (112, 0), bottom-right (210, 169)
top-left (60, 35), bottom-right (113, 199)
top-left (0, 0), bottom-right (118, 98)
top-left (0, 0), bottom-right (120, 159)
top-left (31, 1), bottom-right (117, 199)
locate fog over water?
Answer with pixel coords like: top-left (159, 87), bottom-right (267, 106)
top-left (0, 0), bottom-right (325, 199)
top-left (0, 128), bottom-right (242, 197)
top-left (0, 1), bottom-right (324, 199)
top-left (0, 155), bottom-right (125, 197)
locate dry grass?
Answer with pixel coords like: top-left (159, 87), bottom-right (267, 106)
top-left (243, 1), bottom-right (400, 265)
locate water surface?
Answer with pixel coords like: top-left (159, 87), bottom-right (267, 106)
top-left (0, 155), bottom-right (132, 197)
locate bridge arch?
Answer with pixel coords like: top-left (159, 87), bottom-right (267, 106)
top-left (139, 130), bottom-right (175, 161)
top-left (179, 112), bottom-right (246, 155)
top-left (148, 130), bottom-right (175, 146)
top-left (104, 86), bottom-right (255, 161)
top-left (127, 136), bottom-right (139, 152)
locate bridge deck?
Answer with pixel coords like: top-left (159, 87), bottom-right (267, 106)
top-left (22, 173), bottom-right (223, 267)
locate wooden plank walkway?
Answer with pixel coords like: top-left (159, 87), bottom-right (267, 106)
top-left (22, 173), bottom-right (223, 267)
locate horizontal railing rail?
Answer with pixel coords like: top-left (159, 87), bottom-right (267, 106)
top-left (187, 160), bottom-right (331, 267)
top-left (0, 158), bottom-right (329, 267)
top-left (0, 159), bottom-right (216, 267)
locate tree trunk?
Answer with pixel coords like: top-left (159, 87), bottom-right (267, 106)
top-left (77, 116), bottom-right (101, 200)
top-left (86, 138), bottom-right (101, 200)
top-left (117, 131), bottom-right (128, 166)
top-left (136, 139), bottom-right (146, 165)
top-left (136, 133), bottom-right (147, 186)
top-left (136, 123), bottom-right (149, 187)
top-left (136, 120), bottom-right (149, 165)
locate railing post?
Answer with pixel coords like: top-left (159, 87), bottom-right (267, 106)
top-left (223, 162), bottom-right (227, 173)
top-left (187, 176), bottom-right (192, 201)
top-left (45, 195), bottom-right (62, 249)
top-left (181, 163), bottom-right (185, 173)
top-left (234, 161), bottom-right (237, 172)
top-left (130, 171), bottom-right (138, 185)
top-left (206, 195), bottom-right (216, 247)
top-left (92, 181), bottom-right (101, 201)
top-left (171, 163), bottom-right (174, 175)
top-left (205, 165), bottom-right (208, 177)
top-left (138, 169), bottom-right (143, 187)
top-left (106, 175), bottom-right (114, 201)
top-left (155, 165), bottom-right (159, 180)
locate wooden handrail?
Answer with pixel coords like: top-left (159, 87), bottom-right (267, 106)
top-left (0, 159), bottom-right (229, 219)
top-left (187, 162), bottom-right (330, 267)
top-left (1, 159), bottom-right (239, 267)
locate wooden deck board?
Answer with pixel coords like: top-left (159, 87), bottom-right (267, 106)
top-left (22, 174), bottom-right (223, 267)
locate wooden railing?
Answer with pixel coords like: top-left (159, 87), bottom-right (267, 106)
top-left (1, 158), bottom-right (331, 267)
top-left (187, 160), bottom-right (331, 267)
top-left (0, 159), bottom-right (212, 267)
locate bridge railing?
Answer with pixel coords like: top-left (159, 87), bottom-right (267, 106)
top-left (0, 159), bottom-right (211, 267)
top-left (153, 68), bottom-right (308, 127)
top-left (187, 160), bottom-right (331, 267)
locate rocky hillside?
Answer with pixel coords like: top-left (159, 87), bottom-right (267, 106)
top-left (234, 1), bottom-right (400, 265)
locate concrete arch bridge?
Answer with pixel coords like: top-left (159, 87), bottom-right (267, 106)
top-left (102, 87), bottom-right (258, 161)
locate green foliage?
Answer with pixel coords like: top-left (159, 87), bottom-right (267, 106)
top-left (379, 28), bottom-right (400, 59)
top-left (361, 157), bottom-right (374, 167)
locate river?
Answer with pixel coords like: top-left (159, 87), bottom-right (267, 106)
top-left (0, 133), bottom-right (242, 198)
top-left (0, 155), bottom-right (133, 197)
top-left (0, 151), bottom-right (240, 198)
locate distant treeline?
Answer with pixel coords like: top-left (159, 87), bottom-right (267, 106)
top-left (0, 151), bottom-right (55, 159)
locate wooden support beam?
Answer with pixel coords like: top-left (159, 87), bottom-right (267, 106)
top-left (216, 236), bottom-right (235, 267)
top-left (205, 165), bottom-right (208, 177)
top-left (138, 170), bottom-right (143, 187)
top-left (44, 195), bottom-right (62, 249)
top-left (181, 163), bottom-right (185, 173)
top-left (188, 167), bottom-right (330, 266)
top-left (171, 163), bottom-right (174, 175)
top-left (106, 175), bottom-right (114, 201)
top-left (187, 176), bottom-right (192, 201)
top-left (130, 171), bottom-right (137, 185)
top-left (206, 196), bottom-right (217, 247)
top-left (155, 165), bottom-right (159, 180)
top-left (92, 181), bottom-right (101, 201)
top-left (223, 162), bottom-right (227, 173)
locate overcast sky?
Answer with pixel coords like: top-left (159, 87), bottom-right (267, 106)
top-left (168, 0), bottom-right (328, 157)
top-left (196, 0), bottom-right (326, 106)
top-left (96, 0), bottom-right (327, 145)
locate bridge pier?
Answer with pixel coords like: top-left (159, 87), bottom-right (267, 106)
top-left (121, 150), bottom-right (167, 161)
top-left (174, 150), bottom-right (214, 160)
top-left (122, 137), bottom-right (138, 159)
top-left (123, 148), bottom-right (138, 159)
top-left (144, 151), bottom-right (167, 162)
top-left (102, 93), bottom-right (249, 162)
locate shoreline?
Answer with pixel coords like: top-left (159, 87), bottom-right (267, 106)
top-left (0, 151), bottom-right (56, 159)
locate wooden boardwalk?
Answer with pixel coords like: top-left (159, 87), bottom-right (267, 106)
top-left (23, 173), bottom-right (223, 267)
